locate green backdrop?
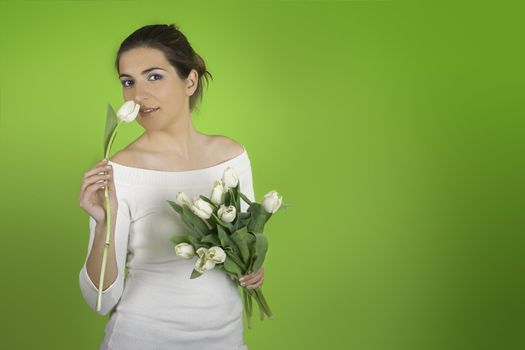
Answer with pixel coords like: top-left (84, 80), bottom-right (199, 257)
top-left (0, 1), bottom-right (523, 349)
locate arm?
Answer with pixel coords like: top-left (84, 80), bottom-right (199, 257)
top-left (78, 198), bottom-right (131, 316)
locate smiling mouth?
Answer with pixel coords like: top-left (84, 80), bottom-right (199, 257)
top-left (140, 107), bottom-right (160, 115)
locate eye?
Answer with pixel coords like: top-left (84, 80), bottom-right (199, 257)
top-left (149, 73), bottom-right (162, 81)
top-left (121, 79), bottom-right (132, 88)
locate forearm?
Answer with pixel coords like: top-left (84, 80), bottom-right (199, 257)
top-left (85, 210), bottom-right (118, 291)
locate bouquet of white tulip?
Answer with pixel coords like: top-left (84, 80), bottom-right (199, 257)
top-left (96, 100), bottom-right (140, 312)
top-left (168, 166), bottom-right (287, 329)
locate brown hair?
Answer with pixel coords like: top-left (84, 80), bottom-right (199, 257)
top-left (115, 23), bottom-right (213, 113)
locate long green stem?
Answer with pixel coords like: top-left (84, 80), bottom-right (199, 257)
top-left (242, 286), bottom-right (252, 330)
top-left (249, 288), bottom-right (265, 321)
top-left (254, 287), bottom-right (273, 319)
top-left (96, 121), bottom-right (122, 312)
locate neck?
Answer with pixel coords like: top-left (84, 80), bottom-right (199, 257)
top-left (142, 115), bottom-right (202, 159)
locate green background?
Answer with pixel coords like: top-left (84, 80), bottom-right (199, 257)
top-left (0, 0), bottom-right (523, 349)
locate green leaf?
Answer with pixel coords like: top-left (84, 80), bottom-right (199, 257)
top-left (190, 269), bottom-right (203, 279)
top-left (103, 104), bottom-right (119, 156)
top-left (224, 190), bottom-right (231, 206)
top-left (232, 212), bottom-right (251, 232)
top-left (166, 200), bottom-right (183, 215)
top-left (230, 227), bottom-right (250, 264)
top-left (251, 233), bottom-right (268, 274)
top-left (247, 203), bottom-right (271, 234)
top-left (170, 234), bottom-right (193, 245)
top-left (181, 204), bottom-right (210, 237)
top-left (226, 251), bottom-right (247, 272)
top-left (217, 225), bottom-right (241, 257)
top-left (186, 235), bottom-right (205, 249)
top-left (223, 256), bottom-right (242, 276)
top-left (201, 233), bottom-right (221, 246)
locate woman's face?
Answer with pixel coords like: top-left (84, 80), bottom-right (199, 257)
top-left (118, 46), bottom-right (197, 128)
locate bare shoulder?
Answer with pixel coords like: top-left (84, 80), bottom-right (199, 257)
top-left (108, 141), bottom-right (143, 167)
top-left (209, 135), bottom-right (245, 159)
top-left (109, 148), bottom-right (135, 166)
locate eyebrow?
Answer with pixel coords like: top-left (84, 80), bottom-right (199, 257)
top-left (119, 67), bottom-right (167, 79)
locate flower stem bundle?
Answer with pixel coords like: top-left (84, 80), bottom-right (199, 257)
top-left (169, 167), bottom-right (287, 328)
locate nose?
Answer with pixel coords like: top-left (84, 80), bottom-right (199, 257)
top-left (131, 81), bottom-right (152, 105)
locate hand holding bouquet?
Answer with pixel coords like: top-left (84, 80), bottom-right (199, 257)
top-left (168, 166), bottom-right (287, 329)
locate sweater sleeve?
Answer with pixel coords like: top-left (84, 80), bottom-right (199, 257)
top-left (239, 156), bottom-right (256, 213)
top-left (78, 197), bottom-right (132, 316)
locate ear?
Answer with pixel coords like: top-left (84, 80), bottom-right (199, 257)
top-left (186, 69), bottom-right (199, 96)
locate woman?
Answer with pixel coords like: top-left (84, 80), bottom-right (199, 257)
top-left (78, 24), bottom-right (264, 350)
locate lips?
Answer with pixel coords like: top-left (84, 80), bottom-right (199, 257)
top-left (140, 107), bottom-right (160, 115)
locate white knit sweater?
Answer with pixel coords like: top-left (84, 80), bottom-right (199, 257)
top-left (79, 147), bottom-right (254, 350)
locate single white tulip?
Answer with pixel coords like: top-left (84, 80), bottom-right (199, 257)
top-left (174, 242), bottom-right (195, 259)
top-left (190, 197), bottom-right (214, 220)
top-left (117, 100), bottom-right (140, 123)
top-left (261, 190), bottom-right (283, 214)
top-left (195, 247), bottom-right (216, 273)
top-left (175, 191), bottom-right (192, 206)
top-left (210, 180), bottom-right (225, 206)
top-left (206, 246), bottom-right (226, 264)
top-left (217, 204), bottom-right (236, 223)
top-left (222, 167), bottom-right (239, 189)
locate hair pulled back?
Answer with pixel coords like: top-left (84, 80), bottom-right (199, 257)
top-left (115, 23), bottom-right (213, 113)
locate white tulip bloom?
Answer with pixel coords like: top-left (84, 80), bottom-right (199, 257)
top-left (116, 100), bottom-right (140, 123)
top-left (195, 247), bottom-right (216, 273)
top-left (174, 242), bottom-right (195, 259)
top-left (261, 190), bottom-right (283, 214)
top-left (217, 204), bottom-right (236, 223)
top-left (222, 167), bottom-right (239, 189)
top-left (206, 246), bottom-right (226, 264)
top-left (196, 247), bottom-right (208, 258)
top-left (175, 191), bottom-right (192, 206)
top-left (210, 180), bottom-right (225, 206)
top-left (190, 197), bottom-right (214, 220)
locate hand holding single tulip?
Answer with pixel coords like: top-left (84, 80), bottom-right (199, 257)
top-left (95, 100), bottom-right (139, 312)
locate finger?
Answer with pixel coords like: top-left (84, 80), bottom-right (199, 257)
top-left (246, 276), bottom-right (264, 289)
top-left (80, 170), bottom-right (112, 194)
top-left (83, 162), bottom-right (113, 181)
top-left (79, 179), bottom-right (109, 208)
top-left (239, 272), bottom-right (253, 281)
top-left (80, 174), bottom-right (112, 193)
top-left (241, 274), bottom-right (260, 286)
top-left (81, 163), bottom-right (112, 188)
top-left (243, 266), bottom-right (263, 278)
top-left (240, 267), bottom-right (264, 283)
